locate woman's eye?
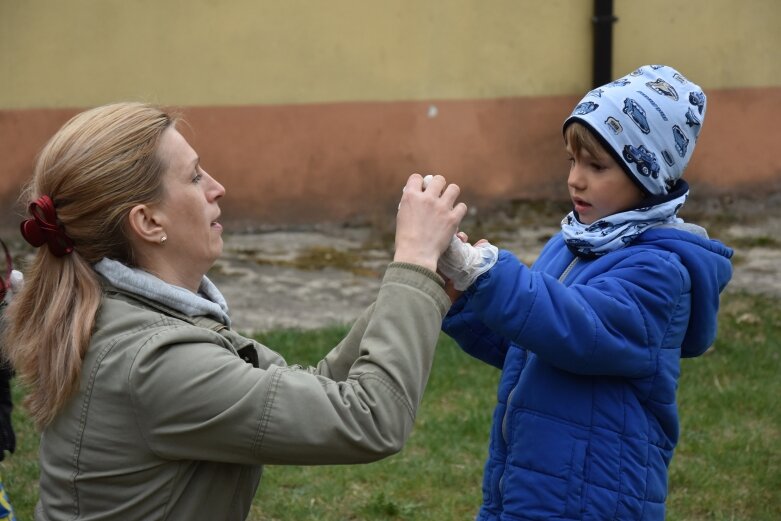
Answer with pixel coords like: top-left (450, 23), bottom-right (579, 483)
top-left (192, 167), bottom-right (203, 183)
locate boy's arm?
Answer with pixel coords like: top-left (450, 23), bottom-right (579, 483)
top-left (442, 292), bottom-right (510, 369)
top-left (466, 249), bottom-right (688, 377)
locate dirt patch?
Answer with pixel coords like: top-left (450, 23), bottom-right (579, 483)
top-left (209, 193), bottom-right (781, 334)
top-left (2, 193), bottom-right (778, 334)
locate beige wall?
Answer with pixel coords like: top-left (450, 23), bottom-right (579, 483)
top-left (614, 0), bottom-right (781, 89)
top-left (3, 0), bottom-right (777, 110)
top-left (2, 0), bottom-right (592, 109)
top-left (1, 0), bottom-right (779, 227)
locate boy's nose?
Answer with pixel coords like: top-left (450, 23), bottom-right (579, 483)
top-left (568, 164), bottom-right (586, 189)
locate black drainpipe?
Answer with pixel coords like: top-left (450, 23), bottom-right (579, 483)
top-left (592, 0), bottom-right (618, 88)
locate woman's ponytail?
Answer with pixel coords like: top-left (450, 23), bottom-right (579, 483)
top-left (1, 102), bottom-right (174, 429)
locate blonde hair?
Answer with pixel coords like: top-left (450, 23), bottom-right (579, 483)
top-left (3, 102), bottom-right (176, 428)
top-left (564, 122), bottom-right (606, 160)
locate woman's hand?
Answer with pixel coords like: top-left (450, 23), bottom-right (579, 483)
top-left (439, 232), bottom-right (470, 303)
top-left (394, 174), bottom-right (467, 272)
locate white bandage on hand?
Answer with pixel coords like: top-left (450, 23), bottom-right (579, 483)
top-left (438, 235), bottom-right (498, 291)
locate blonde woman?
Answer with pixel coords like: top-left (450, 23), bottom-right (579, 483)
top-left (3, 103), bottom-right (465, 520)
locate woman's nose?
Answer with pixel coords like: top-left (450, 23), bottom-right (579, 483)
top-left (205, 171), bottom-right (226, 200)
top-left (213, 179), bottom-right (226, 199)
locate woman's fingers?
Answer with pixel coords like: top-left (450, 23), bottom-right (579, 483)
top-left (395, 173), bottom-right (467, 271)
top-left (451, 201), bottom-right (468, 223)
top-left (402, 173), bottom-right (424, 194)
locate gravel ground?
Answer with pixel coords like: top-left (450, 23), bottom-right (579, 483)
top-left (210, 194), bottom-right (781, 334)
top-left (3, 193), bottom-right (777, 334)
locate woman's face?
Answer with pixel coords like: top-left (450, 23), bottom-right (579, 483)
top-left (153, 127), bottom-right (226, 282)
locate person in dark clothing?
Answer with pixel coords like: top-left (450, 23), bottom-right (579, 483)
top-left (0, 363), bottom-right (13, 461)
top-left (0, 348), bottom-right (17, 521)
top-left (0, 239), bottom-right (21, 521)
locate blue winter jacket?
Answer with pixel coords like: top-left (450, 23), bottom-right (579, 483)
top-left (443, 225), bottom-right (733, 521)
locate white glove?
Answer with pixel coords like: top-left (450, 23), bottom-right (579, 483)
top-left (2, 270), bottom-right (23, 304)
top-left (438, 235), bottom-right (498, 291)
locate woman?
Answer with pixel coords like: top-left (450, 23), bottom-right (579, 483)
top-left (2, 102), bottom-right (465, 520)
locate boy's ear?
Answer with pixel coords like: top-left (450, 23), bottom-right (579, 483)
top-left (127, 204), bottom-right (165, 244)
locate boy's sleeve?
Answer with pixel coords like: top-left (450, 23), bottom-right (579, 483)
top-left (466, 249), bottom-right (688, 377)
top-left (442, 293), bottom-right (509, 369)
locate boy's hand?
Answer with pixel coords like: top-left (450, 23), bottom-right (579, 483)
top-left (438, 234), bottom-right (498, 291)
top-left (421, 176), bottom-right (499, 290)
top-left (441, 276), bottom-right (463, 304)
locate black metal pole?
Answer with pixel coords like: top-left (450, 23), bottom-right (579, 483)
top-left (592, 0), bottom-right (617, 88)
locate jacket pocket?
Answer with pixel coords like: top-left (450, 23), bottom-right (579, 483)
top-left (563, 439), bottom-right (588, 518)
top-left (485, 462), bottom-right (503, 509)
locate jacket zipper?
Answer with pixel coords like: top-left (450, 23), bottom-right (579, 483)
top-left (558, 257), bottom-right (579, 283)
top-left (498, 256), bottom-right (580, 494)
top-left (503, 256), bottom-right (580, 441)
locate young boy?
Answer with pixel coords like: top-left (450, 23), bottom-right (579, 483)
top-left (438, 65), bottom-right (733, 520)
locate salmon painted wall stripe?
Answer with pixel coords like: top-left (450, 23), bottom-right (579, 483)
top-left (1, 88), bottom-right (780, 227)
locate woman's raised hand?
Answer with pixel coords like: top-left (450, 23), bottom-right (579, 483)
top-left (394, 174), bottom-right (467, 272)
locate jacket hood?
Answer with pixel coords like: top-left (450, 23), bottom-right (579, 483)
top-left (635, 224), bottom-right (733, 357)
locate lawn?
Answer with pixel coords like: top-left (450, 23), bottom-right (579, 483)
top-left (4, 291), bottom-right (780, 520)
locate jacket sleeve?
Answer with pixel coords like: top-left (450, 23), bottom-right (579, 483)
top-left (129, 263), bottom-right (451, 465)
top-left (467, 249), bottom-right (689, 377)
top-left (441, 293), bottom-right (510, 369)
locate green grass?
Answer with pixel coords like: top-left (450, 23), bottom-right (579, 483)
top-left (248, 328), bottom-right (497, 520)
top-left (669, 294), bottom-right (781, 520)
top-left (3, 292), bottom-right (780, 520)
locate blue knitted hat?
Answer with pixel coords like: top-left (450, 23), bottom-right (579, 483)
top-left (563, 65), bottom-right (706, 196)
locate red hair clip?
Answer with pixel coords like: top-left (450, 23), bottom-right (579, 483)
top-left (20, 195), bottom-right (74, 257)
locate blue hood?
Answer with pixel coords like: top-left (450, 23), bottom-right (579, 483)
top-left (634, 225), bottom-right (733, 357)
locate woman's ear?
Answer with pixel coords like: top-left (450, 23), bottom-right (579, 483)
top-left (127, 204), bottom-right (165, 245)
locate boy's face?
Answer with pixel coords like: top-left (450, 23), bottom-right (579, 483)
top-left (566, 142), bottom-right (645, 225)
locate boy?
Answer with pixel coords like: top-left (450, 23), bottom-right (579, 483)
top-left (438, 65), bottom-right (733, 520)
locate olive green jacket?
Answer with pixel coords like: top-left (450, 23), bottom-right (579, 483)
top-left (36, 263), bottom-right (450, 521)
